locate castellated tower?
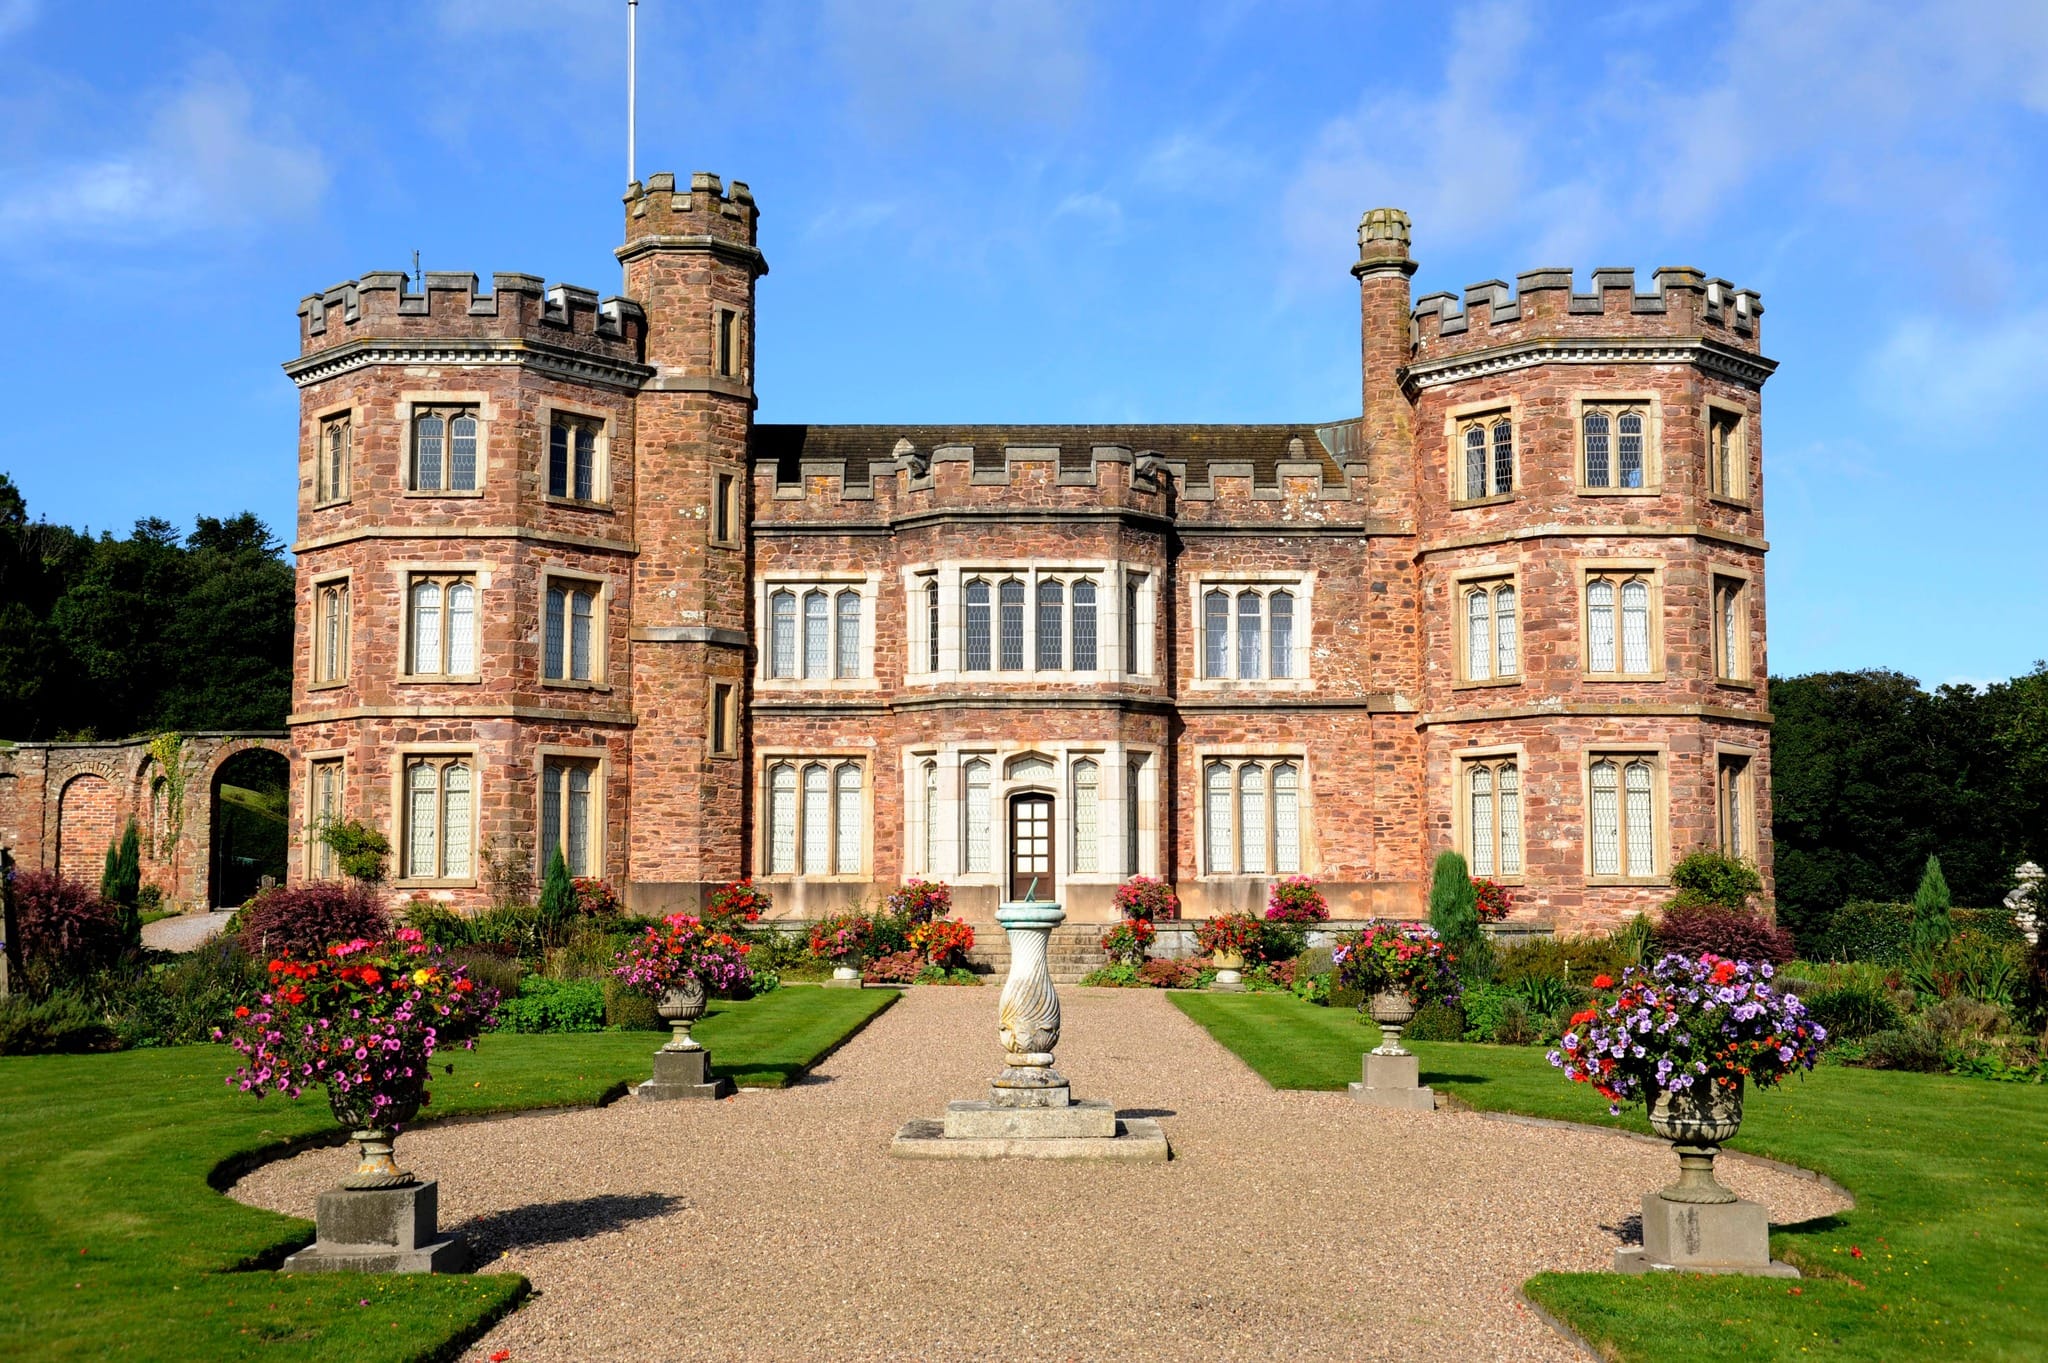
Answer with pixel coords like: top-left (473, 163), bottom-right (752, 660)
top-left (1369, 219), bottom-right (1775, 926)
top-left (279, 173), bottom-right (1771, 936)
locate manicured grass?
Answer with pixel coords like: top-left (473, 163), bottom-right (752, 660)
top-left (1172, 990), bottom-right (2048, 1362)
top-left (0, 986), bottom-right (897, 1363)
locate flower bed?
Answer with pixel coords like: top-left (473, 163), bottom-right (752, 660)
top-left (1549, 953), bottom-right (1825, 1113)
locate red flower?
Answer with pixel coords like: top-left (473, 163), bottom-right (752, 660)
top-left (1591, 974), bottom-right (1614, 990)
top-left (1849, 1245), bottom-right (1864, 1259)
top-left (490, 1351), bottom-right (512, 1362)
top-left (1709, 960), bottom-right (1737, 986)
top-left (233, 1006), bottom-right (250, 1018)
top-left (1569, 1009), bottom-right (1597, 1026)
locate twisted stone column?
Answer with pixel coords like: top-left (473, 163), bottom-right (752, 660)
top-left (992, 901), bottom-right (1067, 1107)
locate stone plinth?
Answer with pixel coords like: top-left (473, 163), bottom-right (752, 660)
top-left (890, 900), bottom-right (1171, 1162)
top-left (1348, 1050), bottom-right (1436, 1111)
top-left (282, 1180), bottom-right (467, 1274)
top-left (636, 1045), bottom-right (733, 1101)
top-left (1613, 1192), bottom-right (1799, 1277)
top-left (825, 966), bottom-right (862, 988)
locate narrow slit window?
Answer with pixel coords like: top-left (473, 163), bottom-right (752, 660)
top-left (1071, 759), bottom-right (1098, 873)
top-left (925, 580), bottom-right (941, 672)
top-left (964, 760), bottom-right (992, 873)
top-left (921, 761), bottom-right (938, 874)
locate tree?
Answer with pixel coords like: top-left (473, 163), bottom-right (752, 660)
top-left (100, 819), bottom-right (142, 948)
top-left (537, 848), bottom-right (577, 932)
top-left (1911, 854), bottom-right (1953, 948)
top-left (1428, 850), bottom-right (1479, 947)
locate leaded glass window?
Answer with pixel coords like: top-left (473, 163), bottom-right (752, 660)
top-left (1072, 579), bottom-right (1097, 671)
top-left (965, 581), bottom-right (991, 671)
top-left (770, 591), bottom-right (796, 678)
top-left (964, 759), bottom-right (992, 873)
top-left (998, 579), bottom-right (1025, 670)
top-left (1071, 759), bottom-right (1098, 873)
top-left (1036, 579), bottom-right (1064, 671)
top-left (835, 590), bottom-right (860, 679)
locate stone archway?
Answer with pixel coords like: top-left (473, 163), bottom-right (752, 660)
top-left (207, 747), bottom-right (291, 909)
top-left (56, 772), bottom-right (119, 884)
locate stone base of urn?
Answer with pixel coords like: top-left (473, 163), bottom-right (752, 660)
top-left (1347, 1051), bottom-right (1437, 1112)
top-left (1613, 1193), bottom-right (1800, 1277)
top-left (635, 1046), bottom-right (733, 1102)
top-left (282, 1181), bottom-right (467, 1275)
top-left (891, 900), bottom-right (1170, 1163)
top-left (825, 966), bottom-right (862, 988)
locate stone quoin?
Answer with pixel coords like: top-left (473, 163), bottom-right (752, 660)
top-left (238, 175), bottom-right (1773, 935)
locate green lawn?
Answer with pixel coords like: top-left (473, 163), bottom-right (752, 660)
top-left (0, 986), bottom-right (897, 1363)
top-left (1172, 990), bottom-right (2048, 1363)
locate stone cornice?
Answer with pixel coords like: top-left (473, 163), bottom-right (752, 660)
top-left (292, 525), bottom-right (638, 556)
top-left (288, 704), bottom-right (636, 726)
top-left (614, 234), bottom-right (769, 274)
top-left (630, 626), bottom-right (749, 648)
top-left (1418, 522), bottom-right (1769, 555)
top-left (750, 509), bottom-right (1408, 539)
top-left (1401, 336), bottom-right (1778, 394)
top-left (282, 337), bottom-right (655, 391)
top-left (1417, 700), bottom-right (1769, 726)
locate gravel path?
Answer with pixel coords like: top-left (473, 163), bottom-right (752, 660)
top-left (141, 910), bottom-right (235, 952)
top-left (232, 988), bottom-right (1847, 1362)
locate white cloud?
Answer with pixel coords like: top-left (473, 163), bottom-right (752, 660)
top-left (821, 0), bottom-right (1092, 131)
top-left (0, 61), bottom-right (327, 247)
top-left (1866, 306), bottom-right (2048, 424)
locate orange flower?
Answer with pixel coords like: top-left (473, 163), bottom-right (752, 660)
top-left (1591, 974), bottom-right (1614, 990)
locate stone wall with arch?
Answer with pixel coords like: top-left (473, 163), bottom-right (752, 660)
top-left (0, 732), bottom-right (289, 910)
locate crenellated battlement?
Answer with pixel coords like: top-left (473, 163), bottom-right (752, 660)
top-left (619, 170), bottom-right (762, 260)
top-left (751, 425), bottom-right (1368, 512)
top-left (294, 270), bottom-right (648, 363)
top-left (1410, 266), bottom-right (1763, 359)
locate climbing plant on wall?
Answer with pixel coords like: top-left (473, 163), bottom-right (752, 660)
top-left (146, 731), bottom-right (186, 860)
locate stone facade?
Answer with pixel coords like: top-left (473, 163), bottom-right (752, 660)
top-left (265, 173), bottom-right (1775, 934)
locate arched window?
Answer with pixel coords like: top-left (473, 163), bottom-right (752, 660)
top-left (768, 764), bottom-right (796, 873)
top-left (410, 580), bottom-right (441, 674)
top-left (1620, 578), bottom-right (1651, 673)
top-left (835, 590), bottom-right (861, 679)
top-left (1036, 579), bottom-right (1064, 671)
top-left (566, 765), bottom-right (592, 874)
top-left (319, 418), bottom-right (350, 503)
top-left (769, 591), bottom-right (796, 678)
top-left (998, 579), bottom-right (1026, 670)
top-left (1466, 588), bottom-right (1492, 681)
top-left (1463, 425), bottom-right (1487, 500)
top-left (1616, 412), bottom-right (1644, 488)
top-left (1589, 760), bottom-right (1620, 876)
top-left (803, 591), bottom-right (829, 679)
top-left (446, 581), bottom-right (476, 675)
top-left (1491, 419), bottom-right (1514, 495)
top-left (1071, 759), bottom-right (1098, 873)
top-left (1470, 763), bottom-right (1495, 876)
top-left (1071, 579), bottom-right (1097, 671)
top-left (1586, 578), bottom-right (1617, 673)
top-left (1624, 759), bottom-right (1655, 876)
top-left (1268, 591), bottom-right (1293, 679)
top-left (1203, 590), bottom-right (1229, 678)
top-left (921, 760), bottom-right (939, 874)
top-left (542, 760), bottom-right (597, 877)
top-left (964, 580), bottom-right (992, 671)
top-left (1582, 410), bottom-right (1611, 488)
top-left (963, 759), bottom-right (992, 873)
top-left (1204, 761), bottom-right (1233, 874)
top-left (834, 763), bottom-right (863, 874)
top-left (317, 580), bottom-right (349, 683)
top-left (802, 764), bottom-right (830, 871)
top-left (404, 758), bottom-right (471, 880)
top-left (1494, 584), bottom-right (1517, 677)
top-left (1236, 592), bottom-right (1263, 680)
top-left (448, 415), bottom-right (478, 490)
top-left (1465, 757), bottom-right (1521, 878)
top-left (1590, 754), bottom-right (1659, 878)
top-left (925, 580), bottom-right (941, 673)
top-left (1497, 762), bottom-right (1521, 876)
top-left (1273, 762), bottom-right (1300, 873)
top-left (1238, 762), bottom-right (1267, 873)
top-left (1125, 574), bottom-right (1144, 674)
top-left (413, 413), bottom-right (444, 490)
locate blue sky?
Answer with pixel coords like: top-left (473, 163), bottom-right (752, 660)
top-left (1, 0), bottom-right (2043, 687)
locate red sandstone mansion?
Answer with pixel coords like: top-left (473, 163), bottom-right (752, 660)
top-left (30, 172), bottom-right (1772, 932)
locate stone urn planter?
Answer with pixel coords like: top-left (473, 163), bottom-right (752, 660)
top-left (331, 1074), bottom-right (425, 1188)
top-left (1366, 989), bottom-right (1416, 1056)
top-left (1210, 948), bottom-right (1245, 990)
top-left (1647, 1080), bottom-right (1745, 1204)
top-left (285, 1071), bottom-right (466, 1273)
top-left (656, 976), bottom-right (709, 1052)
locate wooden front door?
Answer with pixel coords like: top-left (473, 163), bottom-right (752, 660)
top-left (1008, 793), bottom-right (1053, 901)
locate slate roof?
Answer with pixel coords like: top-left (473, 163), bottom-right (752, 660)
top-left (750, 423), bottom-right (1351, 490)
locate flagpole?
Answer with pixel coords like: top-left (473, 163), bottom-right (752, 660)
top-left (627, 0), bottom-right (638, 185)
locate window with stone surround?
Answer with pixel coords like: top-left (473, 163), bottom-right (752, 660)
top-left (543, 579), bottom-right (600, 683)
top-left (1718, 753), bottom-right (1755, 862)
top-left (1455, 411), bottom-right (1515, 502)
top-left (1201, 757), bottom-right (1304, 875)
top-left (1712, 574), bottom-right (1750, 682)
top-left (1587, 753), bottom-right (1663, 881)
top-left (547, 413), bottom-right (603, 502)
top-left (1124, 571), bottom-right (1153, 676)
top-left (409, 406), bottom-right (480, 493)
top-left (540, 757), bottom-right (600, 877)
top-left (1462, 755), bottom-right (1522, 879)
top-left (764, 759), bottom-right (864, 876)
top-left (1070, 758), bottom-right (1100, 873)
top-left (405, 573), bottom-right (478, 678)
top-left (316, 415), bottom-right (351, 505)
top-left (716, 308), bottom-right (741, 379)
top-left (712, 472), bottom-right (740, 545)
top-left (401, 756), bottom-right (473, 881)
top-left (1708, 405), bottom-right (1747, 500)
top-left (1460, 577), bottom-right (1518, 682)
top-left (1199, 582), bottom-right (1304, 682)
top-left (1583, 567), bottom-right (1660, 677)
top-left (313, 578), bottom-right (350, 686)
top-left (709, 683), bottom-right (737, 757)
top-left (960, 572), bottom-right (1103, 674)
top-left (1579, 401), bottom-right (1657, 491)
top-left (763, 584), bottom-right (868, 682)
top-left (308, 758), bottom-right (343, 879)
